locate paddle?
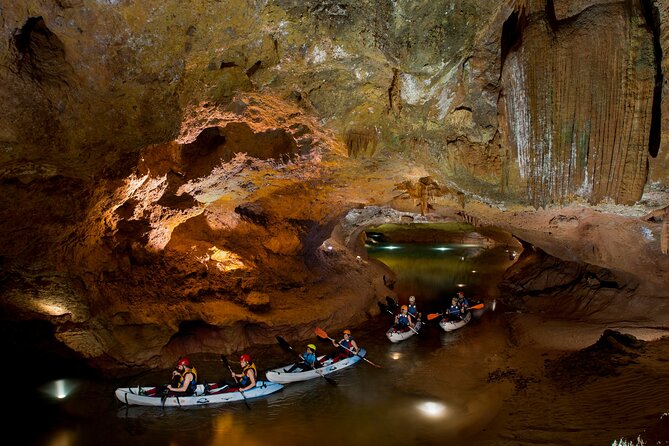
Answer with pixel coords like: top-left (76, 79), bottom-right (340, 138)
top-left (427, 303), bottom-right (484, 320)
top-left (379, 302), bottom-right (420, 335)
top-left (313, 327), bottom-right (382, 368)
top-left (220, 354), bottom-right (251, 410)
top-left (386, 296), bottom-right (399, 308)
top-left (276, 336), bottom-right (337, 386)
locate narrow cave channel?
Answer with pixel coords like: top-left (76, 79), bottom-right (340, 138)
top-left (363, 222), bottom-right (521, 314)
top-left (9, 219), bottom-right (669, 446)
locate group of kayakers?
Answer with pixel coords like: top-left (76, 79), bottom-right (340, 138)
top-left (392, 295), bottom-right (420, 332)
top-left (445, 291), bottom-right (471, 321)
top-left (391, 291), bottom-right (475, 331)
top-left (155, 291), bottom-right (478, 399)
top-left (158, 328), bottom-right (361, 398)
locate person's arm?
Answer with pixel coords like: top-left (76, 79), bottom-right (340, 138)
top-left (240, 369), bottom-right (256, 391)
top-left (168, 372), bottom-right (192, 392)
top-left (332, 339), bottom-right (339, 348)
top-left (350, 340), bottom-right (359, 354)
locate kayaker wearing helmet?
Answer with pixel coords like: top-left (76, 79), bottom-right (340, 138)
top-left (167, 356), bottom-right (198, 395)
top-left (323, 329), bottom-right (359, 363)
top-left (393, 305), bottom-right (414, 332)
top-left (286, 344), bottom-right (320, 372)
top-left (407, 295), bottom-right (421, 322)
top-left (228, 354), bottom-right (257, 391)
top-left (140, 356), bottom-right (198, 396)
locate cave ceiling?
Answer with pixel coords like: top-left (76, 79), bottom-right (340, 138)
top-left (0, 0), bottom-right (668, 369)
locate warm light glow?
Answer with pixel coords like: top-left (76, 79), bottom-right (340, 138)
top-left (434, 246), bottom-right (450, 251)
top-left (37, 302), bottom-right (69, 316)
top-left (457, 283), bottom-right (467, 288)
top-left (45, 428), bottom-right (78, 446)
top-left (208, 247), bottom-right (246, 272)
top-left (391, 352), bottom-right (401, 360)
top-left (492, 299), bottom-right (497, 311)
top-left (471, 270), bottom-right (477, 273)
top-left (417, 401), bottom-right (447, 418)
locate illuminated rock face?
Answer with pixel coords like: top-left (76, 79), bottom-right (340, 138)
top-left (0, 1), bottom-right (667, 369)
top-left (500, 1), bottom-right (657, 206)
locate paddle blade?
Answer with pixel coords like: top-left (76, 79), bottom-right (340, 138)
top-left (469, 303), bottom-right (484, 310)
top-left (276, 336), bottom-right (293, 352)
top-left (378, 302), bottom-right (393, 316)
top-left (427, 313), bottom-right (441, 321)
top-left (313, 327), bottom-right (329, 339)
top-left (220, 354), bottom-right (230, 368)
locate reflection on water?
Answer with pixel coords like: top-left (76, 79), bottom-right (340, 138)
top-left (366, 242), bottom-right (514, 311)
top-left (17, 240), bottom-right (515, 446)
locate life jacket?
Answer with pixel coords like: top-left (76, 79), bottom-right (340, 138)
top-left (447, 305), bottom-right (461, 316)
top-left (303, 351), bottom-right (316, 366)
top-left (240, 362), bottom-right (257, 387)
top-left (408, 304), bottom-right (418, 316)
top-left (178, 367), bottom-right (198, 394)
top-left (396, 313), bottom-right (410, 326)
top-left (339, 338), bottom-right (354, 356)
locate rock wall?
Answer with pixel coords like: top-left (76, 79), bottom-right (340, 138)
top-left (0, 0), bottom-right (667, 369)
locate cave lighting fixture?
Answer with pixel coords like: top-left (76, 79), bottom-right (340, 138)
top-left (417, 401), bottom-right (447, 418)
top-left (40, 379), bottom-right (79, 400)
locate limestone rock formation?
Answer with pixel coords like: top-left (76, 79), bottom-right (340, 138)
top-left (0, 0), bottom-right (667, 371)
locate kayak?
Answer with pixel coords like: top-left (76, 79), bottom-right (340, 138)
top-left (266, 348), bottom-right (367, 384)
top-left (439, 311), bottom-right (472, 332)
top-left (115, 380), bottom-right (283, 407)
top-left (386, 320), bottom-right (422, 343)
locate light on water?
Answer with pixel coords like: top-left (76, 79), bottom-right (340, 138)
top-left (434, 246), bottom-right (451, 251)
top-left (40, 379), bottom-right (78, 400)
top-left (417, 401), bottom-right (447, 418)
top-left (391, 352), bottom-right (401, 360)
top-left (383, 245), bottom-right (401, 250)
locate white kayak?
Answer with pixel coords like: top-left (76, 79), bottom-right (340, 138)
top-left (386, 320), bottom-right (422, 343)
top-left (439, 311), bottom-right (472, 332)
top-left (115, 380), bottom-right (283, 407)
top-left (266, 348), bottom-right (366, 384)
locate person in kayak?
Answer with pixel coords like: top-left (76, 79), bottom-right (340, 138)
top-left (446, 297), bottom-right (463, 321)
top-left (407, 295), bottom-right (421, 322)
top-left (142, 356), bottom-right (198, 396)
top-left (393, 305), bottom-right (414, 332)
top-left (167, 357), bottom-right (198, 395)
top-left (227, 354), bottom-right (257, 391)
top-left (322, 329), bottom-right (359, 363)
top-left (285, 344), bottom-right (320, 372)
top-left (456, 291), bottom-right (470, 312)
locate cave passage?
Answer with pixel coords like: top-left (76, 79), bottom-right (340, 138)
top-left (364, 223), bottom-right (520, 313)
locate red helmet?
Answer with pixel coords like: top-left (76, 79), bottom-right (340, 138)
top-left (240, 354), bottom-right (251, 363)
top-left (177, 357), bottom-right (191, 367)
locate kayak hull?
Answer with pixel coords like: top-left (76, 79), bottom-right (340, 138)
top-left (266, 348), bottom-right (366, 384)
top-left (115, 381), bottom-right (283, 407)
top-left (439, 311), bottom-right (472, 332)
top-left (386, 321), bottom-right (422, 343)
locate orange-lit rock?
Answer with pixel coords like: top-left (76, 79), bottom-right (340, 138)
top-left (0, 0), bottom-right (667, 374)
